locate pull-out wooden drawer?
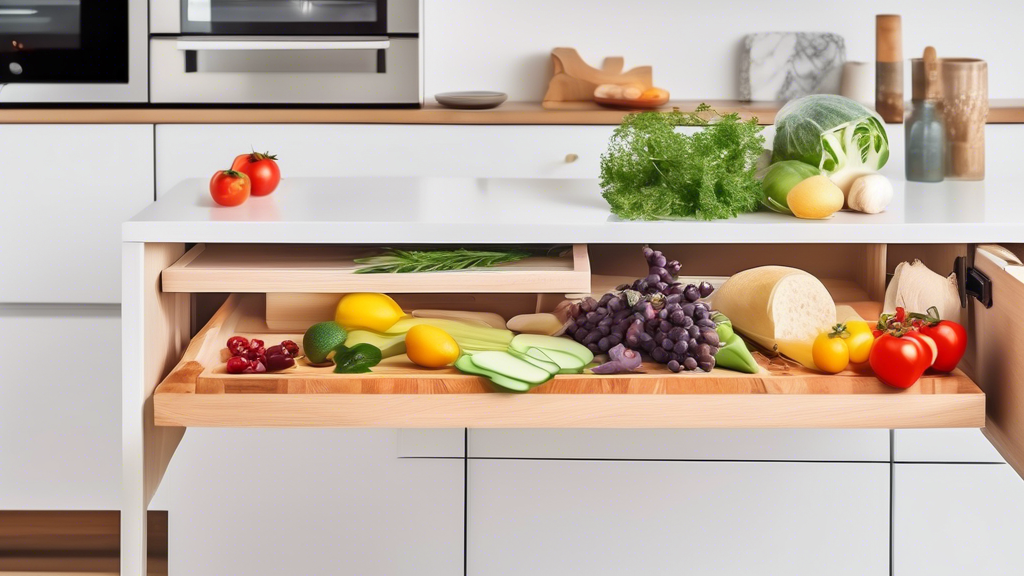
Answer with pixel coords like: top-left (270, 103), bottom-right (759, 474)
top-left (152, 242), bottom-right (986, 430)
top-left (153, 292), bottom-right (982, 429)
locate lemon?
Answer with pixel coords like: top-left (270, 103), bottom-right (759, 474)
top-left (334, 293), bottom-right (405, 332)
top-left (405, 325), bottom-right (461, 368)
top-left (787, 175), bottom-right (844, 219)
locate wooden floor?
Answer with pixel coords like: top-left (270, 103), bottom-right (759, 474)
top-left (0, 511), bottom-right (167, 575)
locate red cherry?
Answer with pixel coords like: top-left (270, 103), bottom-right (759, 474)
top-left (227, 335), bottom-right (249, 356)
top-left (281, 340), bottom-right (300, 357)
top-left (226, 356), bottom-right (250, 374)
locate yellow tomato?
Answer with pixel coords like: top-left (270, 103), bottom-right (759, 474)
top-left (812, 329), bottom-right (850, 374)
top-left (405, 324), bottom-right (461, 368)
top-left (334, 293), bottom-right (405, 332)
top-left (844, 320), bottom-right (875, 364)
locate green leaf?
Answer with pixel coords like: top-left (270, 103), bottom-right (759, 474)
top-left (354, 248), bottom-right (530, 274)
top-left (333, 343), bottom-right (383, 373)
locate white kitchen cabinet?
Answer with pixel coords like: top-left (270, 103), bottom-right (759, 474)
top-left (894, 463), bottom-right (1024, 575)
top-left (0, 307), bottom-right (121, 509)
top-left (895, 429), bottom-right (1005, 463)
top-left (398, 428), bottom-right (465, 458)
top-left (468, 429), bottom-right (890, 461)
top-left (0, 125), bottom-right (154, 304)
top-left (154, 124), bottom-right (612, 195)
top-left (149, 428), bottom-right (464, 576)
top-left (467, 460), bottom-right (890, 576)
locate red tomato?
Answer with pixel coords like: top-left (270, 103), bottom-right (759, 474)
top-left (209, 170), bottom-right (251, 207)
top-left (869, 333), bottom-right (932, 389)
top-left (919, 320), bottom-right (968, 372)
top-left (905, 331), bottom-right (938, 365)
top-left (231, 151), bottom-right (281, 196)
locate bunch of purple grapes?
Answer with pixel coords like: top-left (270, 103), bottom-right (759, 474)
top-left (564, 246), bottom-right (719, 373)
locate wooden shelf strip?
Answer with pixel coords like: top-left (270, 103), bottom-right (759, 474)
top-left (4, 100), bottom-right (1024, 125)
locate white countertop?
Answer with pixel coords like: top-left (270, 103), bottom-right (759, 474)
top-left (124, 126), bottom-right (1024, 245)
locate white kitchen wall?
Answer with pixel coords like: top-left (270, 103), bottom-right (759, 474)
top-left (424, 0), bottom-right (1024, 100)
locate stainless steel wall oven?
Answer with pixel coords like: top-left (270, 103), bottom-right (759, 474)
top-left (0, 0), bottom-right (128, 83)
top-left (150, 0), bottom-right (420, 105)
top-left (179, 0), bottom-right (387, 35)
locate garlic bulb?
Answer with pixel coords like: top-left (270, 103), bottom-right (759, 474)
top-left (847, 174), bottom-right (894, 214)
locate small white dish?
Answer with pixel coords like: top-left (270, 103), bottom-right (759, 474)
top-left (435, 91), bottom-right (508, 110)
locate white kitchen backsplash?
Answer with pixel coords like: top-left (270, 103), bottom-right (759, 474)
top-left (424, 0), bottom-right (1024, 101)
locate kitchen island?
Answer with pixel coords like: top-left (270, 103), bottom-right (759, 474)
top-left (124, 167), bottom-right (1024, 573)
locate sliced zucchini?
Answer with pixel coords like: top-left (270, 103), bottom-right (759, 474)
top-left (510, 334), bottom-right (594, 365)
top-left (454, 355), bottom-right (532, 392)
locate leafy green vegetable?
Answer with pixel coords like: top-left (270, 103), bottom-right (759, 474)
top-left (771, 95), bottom-right (889, 192)
top-left (599, 104), bottom-right (766, 221)
top-left (332, 343), bottom-right (383, 373)
top-left (761, 160), bottom-right (822, 215)
top-left (354, 248), bottom-right (530, 274)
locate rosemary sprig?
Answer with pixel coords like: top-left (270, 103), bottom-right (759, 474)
top-left (353, 248), bottom-right (531, 274)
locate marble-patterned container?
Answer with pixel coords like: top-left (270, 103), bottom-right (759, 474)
top-left (740, 33), bottom-right (845, 101)
top-left (942, 58), bottom-right (988, 180)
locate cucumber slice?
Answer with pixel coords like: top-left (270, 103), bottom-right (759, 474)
top-left (528, 347), bottom-right (585, 372)
top-left (487, 373), bottom-right (533, 393)
top-left (509, 349), bottom-right (560, 375)
top-left (510, 334), bottom-right (594, 364)
top-left (454, 355), bottom-right (532, 392)
top-left (470, 351), bottom-right (553, 385)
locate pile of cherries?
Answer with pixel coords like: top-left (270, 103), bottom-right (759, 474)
top-left (225, 336), bottom-right (299, 374)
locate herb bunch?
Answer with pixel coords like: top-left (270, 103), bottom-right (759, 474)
top-left (354, 248), bottom-right (530, 274)
top-left (599, 104), bottom-right (766, 221)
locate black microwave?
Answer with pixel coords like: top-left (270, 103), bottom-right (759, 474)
top-left (180, 0), bottom-right (387, 35)
top-left (0, 0), bottom-right (128, 83)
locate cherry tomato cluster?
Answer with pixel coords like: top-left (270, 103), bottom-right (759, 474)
top-left (225, 336), bottom-right (300, 374)
top-left (869, 307), bottom-right (968, 389)
top-left (210, 151), bottom-right (281, 207)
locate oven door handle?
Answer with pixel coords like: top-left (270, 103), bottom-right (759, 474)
top-left (175, 36), bottom-right (391, 51)
top-left (177, 36), bottom-right (392, 73)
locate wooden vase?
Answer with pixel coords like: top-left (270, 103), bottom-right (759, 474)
top-left (875, 15), bottom-right (904, 123)
top-left (942, 58), bottom-right (988, 180)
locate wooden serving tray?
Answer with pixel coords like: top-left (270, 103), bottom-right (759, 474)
top-left (152, 294), bottom-right (985, 429)
top-left (162, 244), bottom-right (591, 294)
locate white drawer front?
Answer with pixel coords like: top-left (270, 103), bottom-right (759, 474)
top-left (150, 428), bottom-right (464, 575)
top-left (468, 429), bottom-right (891, 462)
top-left (0, 310), bottom-right (120, 509)
top-left (894, 464), bottom-right (1024, 574)
top-left (150, 38), bottom-right (420, 104)
top-left (894, 429), bottom-right (1004, 463)
top-left (0, 125), bottom-right (154, 304)
top-left (468, 460), bottom-right (890, 576)
top-left (155, 124), bottom-right (611, 195)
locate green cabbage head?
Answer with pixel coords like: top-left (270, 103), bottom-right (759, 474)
top-left (771, 95), bottom-right (889, 194)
